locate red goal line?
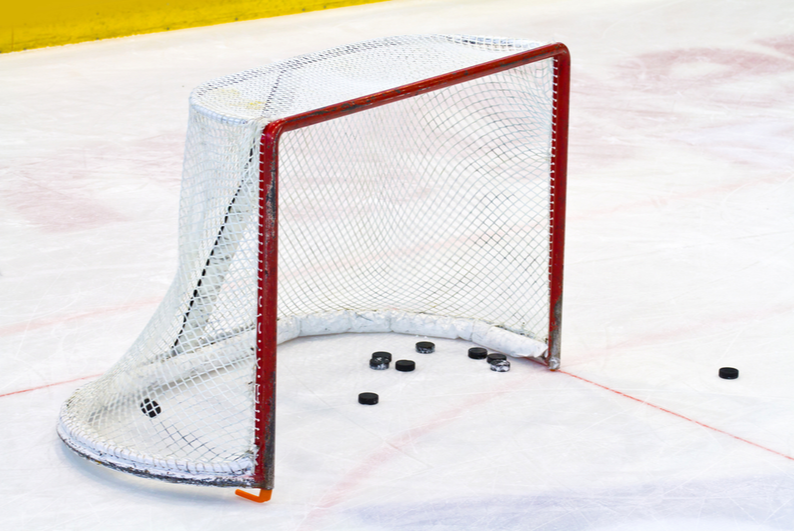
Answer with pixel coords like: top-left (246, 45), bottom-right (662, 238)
top-left (559, 369), bottom-right (794, 462)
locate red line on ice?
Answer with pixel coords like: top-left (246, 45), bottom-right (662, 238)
top-left (298, 374), bottom-right (532, 529)
top-left (0, 373), bottom-right (101, 398)
top-left (559, 369), bottom-right (794, 461)
top-left (301, 358), bottom-right (791, 526)
top-left (0, 297), bottom-right (161, 337)
top-left (0, 299), bottom-right (158, 396)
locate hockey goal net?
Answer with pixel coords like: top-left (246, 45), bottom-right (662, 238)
top-left (58, 35), bottom-right (570, 493)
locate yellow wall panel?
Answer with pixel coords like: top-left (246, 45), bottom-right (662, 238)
top-left (1, 0), bottom-right (388, 53)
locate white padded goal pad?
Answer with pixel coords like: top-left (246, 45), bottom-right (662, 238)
top-left (58, 35), bottom-right (556, 486)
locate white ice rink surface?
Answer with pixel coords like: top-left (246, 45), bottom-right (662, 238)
top-left (1, 0), bottom-right (792, 529)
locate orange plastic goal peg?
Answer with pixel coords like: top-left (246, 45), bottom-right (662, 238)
top-left (235, 489), bottom-right (273, 503)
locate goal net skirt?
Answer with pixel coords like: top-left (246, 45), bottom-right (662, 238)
top-left (58, 35), bottom-right (569, 489)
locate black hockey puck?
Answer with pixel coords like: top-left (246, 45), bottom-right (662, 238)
top-left (490, 360), bottom-right (511, 372)
top-left (358, 392), bottom-right (379, 405)
top-left (468, 347), bottom-right (488, 359)
top-left (140, 398), bottom-right (161, 418)
top-left (416, 341), bottom-right (435, 354)
top-left (719, 367), bottom-right (739, 379)
top-left (369, 357), bottom-right (389, 370)
top-left (372, 351), bottom-right (392, 362)
top-left (395, 359), bottom-right (416, 372)
top-left (487, 353), bottom-right (507, 365)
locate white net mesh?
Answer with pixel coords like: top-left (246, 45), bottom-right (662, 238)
top-left (58, 35), bottom-right (559, 487)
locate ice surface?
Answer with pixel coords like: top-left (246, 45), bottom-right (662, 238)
top-left (0, 0), bottom-right (792, 529)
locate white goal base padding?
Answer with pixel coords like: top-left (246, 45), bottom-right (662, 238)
top-left (58, 312), bottom-right (547, 485)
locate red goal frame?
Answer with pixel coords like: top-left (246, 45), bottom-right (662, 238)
top-left (251, 42), bottom-right (570, 491)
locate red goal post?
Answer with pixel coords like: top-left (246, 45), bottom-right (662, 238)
top-left (252, 41), bottom-right (570, 491)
